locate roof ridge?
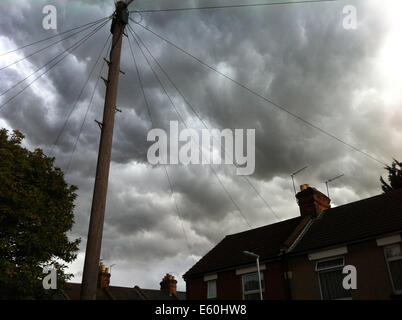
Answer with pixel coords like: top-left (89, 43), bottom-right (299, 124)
top-left (325, 189), bottom-right (402, 213)
top-left (291, 189), bottom-right (402, 254)
top-left (141, 288), bottom-right (162, 292)
top-left (226, 216), bottom-right (301, 237)
top-left (134, 285), bottom-right (149, 300)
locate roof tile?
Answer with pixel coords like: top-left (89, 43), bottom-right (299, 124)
top-left (184, 216), bottom-right (302, 278)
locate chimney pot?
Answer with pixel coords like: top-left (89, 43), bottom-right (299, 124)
top-left (97, 263), bottom-right (111, 289)
top-left (300, 184), bottom-right (309, 191)
top-left (160, 273), bottom-right (177, 296)
top-left (296, 185), bottom-right (330, 218)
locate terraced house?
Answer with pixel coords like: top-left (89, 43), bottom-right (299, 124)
top-left (287, 187), bottom-right (402, 300)
top-left (61, 266), bottom-right (186, 300)
top-left (183, 185), bottom-right (402, 300)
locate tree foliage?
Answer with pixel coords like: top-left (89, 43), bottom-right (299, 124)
top-left (0, 129), bottom-right (80, 299)
top-left (380, 159), bottom-right (402, 193)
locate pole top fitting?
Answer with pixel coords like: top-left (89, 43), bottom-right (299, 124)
top-left (115, 1), bottom-right (128, 18)
top-left (116, 1), bottom-right (127, 7)
top-left (111, 1), bottom-right (129, 33)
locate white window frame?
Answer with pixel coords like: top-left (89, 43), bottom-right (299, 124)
top-left (203, 274), bottom-right (217, 282)
top-left (376, 234), bottom-right (401, 247)
top-left (309, 246), bottom-right (348, 261)
top-left (384, 243), bottom-right (402, 295)
top-left (315, 256), bottom-right (344, 272)
top-left (241, 272), bottom-right (264, 300)
top-left (316, 256), bottom-right (352, 300)
top-left (235, 264), bottom-right (266, 275)
top-left (207, 280), bottom-right (217, 299)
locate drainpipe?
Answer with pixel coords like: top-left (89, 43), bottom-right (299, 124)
top-left (281, 252), bottom-right (293, 300)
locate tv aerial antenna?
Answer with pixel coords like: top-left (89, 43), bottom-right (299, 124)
top-left (324, 174), bottom-right (344, 198)
top-left (290, 165), bottom-right (309, 195)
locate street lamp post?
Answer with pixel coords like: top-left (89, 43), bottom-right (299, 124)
top-left (243, 251), bottom-right (263, 300)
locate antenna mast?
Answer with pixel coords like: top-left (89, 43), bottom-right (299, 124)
top-left (324, 174), bottom-right (344, 198)
top-left (290, 165), bottom-right (309, 195)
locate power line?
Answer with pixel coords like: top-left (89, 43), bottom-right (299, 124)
top-left (126, 34), bottom-right (192, 253)
top-left (130, 0), bottom-right (338, 13)
top-left (126, 32), bottom-right (153, 125)
top-left (48, 20), bottom-right (111, 155)
top-left (130, 23), bottom-right (280, 222)
top-left (164, 162), bottom-right (192, 252)
top-left (0, 16), bottom-right (111, 58)
top-left (0, 20), bottom-right (109, 112)
top-left (133, 22), bottom-right (388, 167)
top-left (128, 26), bottom-right (185, 128)
top-left (65, 34), bottom-right (112, 174)
top-left (0, 19), bottom-right (110, 98)
top-left (0, 18), bottom-right (110, 72)
top-left (128, 26), bottom-right (252, 229)
top-left (128, 25), bottom-right (252, 228)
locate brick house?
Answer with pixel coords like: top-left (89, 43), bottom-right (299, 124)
top-left (183, 184), bottom-right (328, 300)
top-left (60, 265), bottom-right (186, 300)
top-left (183, 185), bottom-right (402, 300)
top-left (287, 187), bottom-right (402, 300)
top-left (183, 217), bottom-right (301, 300)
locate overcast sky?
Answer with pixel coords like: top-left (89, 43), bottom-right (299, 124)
top-left (1, 0), bottom-right (401, 291)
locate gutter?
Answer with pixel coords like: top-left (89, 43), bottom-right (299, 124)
top-left (183, 255), bottom-right (284, 281)
top-left (290, 229), bottom-right (402, 257)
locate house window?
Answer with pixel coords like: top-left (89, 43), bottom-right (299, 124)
top-left (207, 280), bottom-right (217, 299)
top-left (384, 244), bottom-right (402, 294)
top-left (316, 257), bottom-right (352, 300)
top-left (242, 272), bottom-right (264, 300)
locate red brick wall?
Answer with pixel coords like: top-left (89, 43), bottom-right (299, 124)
top-left (346, 240), bottom-right (394, 299)
top-left (187, 237), bottom-right (401, 300)
top-left (185, 261), bottom-right (288, 300)
top-left (264, 262), bottom-right (288, 300)
top-left (216, 270), bottom-right (242, 300)
top-left (288, 238), bottom-right (398, 300)
top-left (186, 277), bottom-right (206, 300)
top-left (288, 254), bottom-right (321, 299)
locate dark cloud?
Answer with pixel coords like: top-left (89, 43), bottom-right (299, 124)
top-left (1, 0), bottom-right (401, 290)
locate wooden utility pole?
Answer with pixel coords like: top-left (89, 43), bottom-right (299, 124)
top-left (80, 1), bottom-right (128, 300)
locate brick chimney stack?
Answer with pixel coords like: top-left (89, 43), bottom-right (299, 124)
top-left (296, 184), bottom-right (330, 218)
top-left (160, 274), bottom-right (177, 296)
top-left (97, 262), bottom-right (111, 289)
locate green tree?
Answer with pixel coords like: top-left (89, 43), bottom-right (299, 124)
top-left (0, 129), bottom-right (80, 299)
top-left (380, 159), bottom-right (402, 193)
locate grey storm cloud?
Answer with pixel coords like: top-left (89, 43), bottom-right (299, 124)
top-left (1, 0), bottom-right (401, 290)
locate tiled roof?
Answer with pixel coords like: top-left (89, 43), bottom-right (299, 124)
top-left (137, 288), bottom-right (186, 300)
top-left (184, 216), bottom-right (302, 278)
top-left (291, 189), bottom-right (402, 254)
top-left (108, 286), bottom-right (143, 300)
top-left (62, 283), bottom-right (185, 300)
